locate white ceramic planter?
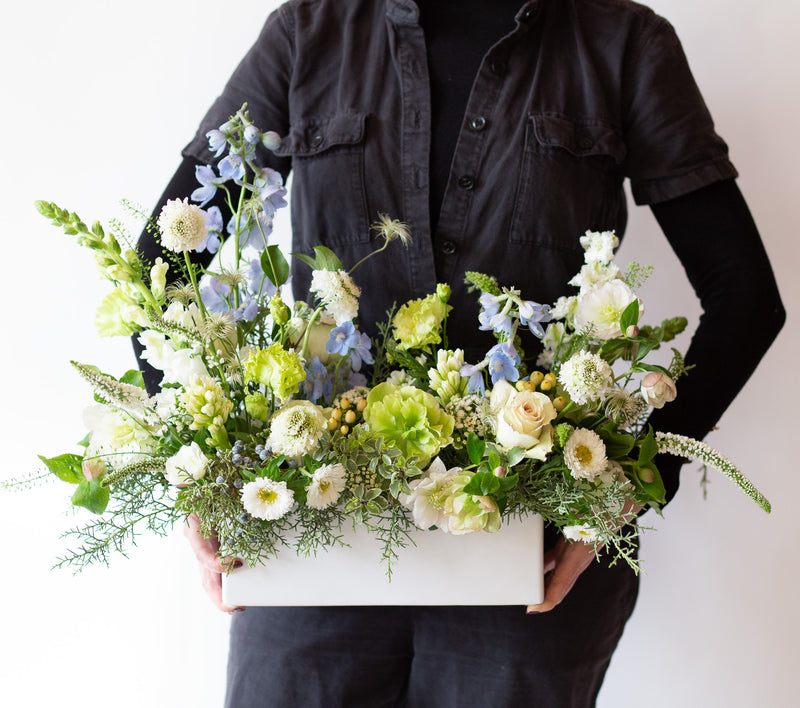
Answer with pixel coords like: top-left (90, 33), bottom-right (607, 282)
top-left (222, 513), bottom-right (544, 606)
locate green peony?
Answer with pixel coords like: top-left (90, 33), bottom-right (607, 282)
top-left (392, 292), bottom-right (449, 350)
top-left (363, 383), bottom-right (455, 467)
top-left (443, 473), bottom-right (501, 534)
top-left (244, 343), bottom-right (305, 400)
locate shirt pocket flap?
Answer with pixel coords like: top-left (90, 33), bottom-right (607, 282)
top-left (274, 113), bottom-right (366, 157)
top-left (531, 113), bottom-right (626, 164)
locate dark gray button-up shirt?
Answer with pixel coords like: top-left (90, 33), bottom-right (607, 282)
top-left (184, 0), bottom-right (736, 363)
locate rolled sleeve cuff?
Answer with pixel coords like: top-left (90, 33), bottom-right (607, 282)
top-left (631, 157), bottom-right (738, 205)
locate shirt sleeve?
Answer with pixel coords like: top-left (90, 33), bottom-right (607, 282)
top-left (623, 16), bottom-right (738, 205)
top-left (181, 5), bottom-right (294, 178)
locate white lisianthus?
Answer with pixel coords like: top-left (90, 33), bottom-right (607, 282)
top-left (305, 463), bottom-right (348, 509)
top-left (157, 198), bottom-right (208, 253)
top-left (241, 478), bottom-right (295, 521)
top-left (579, 229), bottom-right (619, 264)
top-left (399, 457), bottom-right (460, 530)
top-left (558, 351), bottom-right (614, 405)
top-left (267, 400), bottom-right (327, 458)
top-left (640, 372), bottom-right (677, 409)
top-left (164, 442), bottom-right (209, 486)
top-left (564, 428), bottom-right (608, 481)
top-left (563, 523), bottom-right (600, 543)
top-left (574, 280), bottom-right (642, 340)
top-left (163, 347), bottom-right (210, 387)
top-left (82, 404), bottom-right (146, 451)
top-left (309, 269), bottom-right (361, 325)
top-left (489, 379), bottom-right (556, 460)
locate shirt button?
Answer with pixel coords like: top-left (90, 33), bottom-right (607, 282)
top-left (521, 8), bottom-right (537, 23)
top-left (310, 134), bottom-right (324, 148)
top-left (577, 134), bottom-right (594, 151)
top-left (469, 116), bottom-right (487, 131)
top-left (441, 240), bottom-right (457, 255)
top-left (458, 175), bottom-right (475, 190)
top-left (490, 60), bottom-right (507, 76)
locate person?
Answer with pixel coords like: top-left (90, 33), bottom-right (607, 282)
top-left (136, 1), bottom-right (785, 705)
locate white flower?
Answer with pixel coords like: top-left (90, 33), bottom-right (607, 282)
top-left (574, 280), bottom-right (641, 340)
top-left (596, 460), bottom-right (628, 487)
top-left (563, 523), bottom-right (600, 543)
top-left (558, 351), bottom-right (614, 405)
top-left (150, 257), bottom-right (169, 297)
top-left (387, 369), bottom-right (415, 386)
top-left (489, 380), bottom-right (556, 460)
top-left (157, 198), bottom-right (208, 253)
top-left (82, 404), bottom-right (147, 451)
top-left (399, 458), bottom-right (459, 530)
top-left (551, 295), bottom-right (578, 322)
top-left (568, 261), bottom-right (622, 293)
top-left (579, 230), bottom-right (619, 264)
top-left (640, 372), bottom-right (677, 409)
top-left (564, 428), bottom-right (608, 481)
top-left (267, 400), bottom-right (327, 458)
top-left (309, 269), bottom-right (361, 325)
top-left (163, 301), bottom-right (203, 332)
top-left (286, 314), bottom-right (335, 363)
top-left (164, 442), bottom-right (209, 486)
top-left (305, 463), bottom-right (347, 509)
top-left (241, 478), bottom-right (294, 520)
top-left (164, 348), bottom-right (210, 387)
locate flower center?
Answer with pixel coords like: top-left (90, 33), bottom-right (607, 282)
top-left (258, 488), bottom-right (278, 504)
top-left (574, 444), bottom-right (593, 465)
top-left (319, 480), bottom-right (330, 492)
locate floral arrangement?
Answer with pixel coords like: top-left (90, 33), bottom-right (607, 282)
top-left (27, 106), bottom-right (769, 576)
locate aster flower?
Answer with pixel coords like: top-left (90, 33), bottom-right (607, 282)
top-left (563, 523), bottom-right (601, 543)
top-left (305, 463), bottom-right (347, 509)
top-left (558, 350), bottom-right (614, 405)
top-left (241, 478), bottom-right (294, 521)
top-left (267, 401), bottom-right (327, 458)
top-left (309, 269), bottom-right (361, 325)
top-left (564, 428), bottom-right (608, 481)
top-left (157, 198), bottom-right (209, 253)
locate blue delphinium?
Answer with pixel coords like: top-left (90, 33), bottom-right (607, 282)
top-left (486, 342), bottom-right (520, 384)
top-left (191, 165), bottom-right (225, 206)
top-left (195, 206), bottom-right (223, 254)
top-left (348, 332), bottom-right (374, 372)
top-left (460, 361), bottom-right (487, 395)
top-left (518, 300), bottom-right (552, 338)
top-left (327, 321), bottom-right (360, 356)
top-left (303, 357), bottom-right (332, 403)
top-left (478, 292), bottom-right (513, 339)
top-left (200, 277), bottom-right (232, 314)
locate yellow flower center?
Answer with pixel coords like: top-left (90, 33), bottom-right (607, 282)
top-left (258, 488), bottom-right (278, 504)
top-left (319, 480), bottom-right (330, 492)
top-left (574, 444), bottom-right (593, 464)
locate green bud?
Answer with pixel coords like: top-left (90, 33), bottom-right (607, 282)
top-left (269, 294), bottom-right (291, 325)
top-left (436, 282), bottom-right (451, 303)
top-left (555, 422), bottom-right (575, 449)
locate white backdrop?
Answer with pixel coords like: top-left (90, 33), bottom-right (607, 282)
top-left (1, 2), bottom-right (797, 706)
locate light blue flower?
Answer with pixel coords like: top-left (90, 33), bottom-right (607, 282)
top-left (478, 292), bottom-right (513, 339)
top-left (347, 372), bottom-right (367, 389)
top-left (487, 342), bottom-right (520, 384)
top-left (254, 168), bottom-right (288, 213)
top-left (303, 357), bottom-right (331, 403)
top-left (191, 165), bottom-right (226, 206)
top-left (200, 277), bottom-right (231, 313)
top-left (230, 209), bottom-right (274, 250)
top-left (243, 125), bottom-right (260, 145)
top-left (247, 257), bottom-right (278, 299)
top-left (326, 321), bottom-right (360, 356)
top-left (460, 362), bottom-right (487, 395)
top-left (348, 332), bottom-right (374, 372)
top-left (194, 206), bottom-right (223, 254)
top-left (519, 301), bottom-right (552, 339)
top-left (206, 129), bottom-right (228, 157)
top-left (219, 153), bottom-right (246, 181)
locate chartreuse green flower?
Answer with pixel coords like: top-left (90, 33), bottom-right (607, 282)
top-left (363, 383), bottom-right (455, 467)
top-left (392, 292), bottom-right (449, 350)
top-left (244, 343), bottom-right (305, 400)
top-left (443, 473), bottom-right (501, 534)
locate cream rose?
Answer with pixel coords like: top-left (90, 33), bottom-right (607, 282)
top-left (489, 380), bottom-right (557, 460)
top-left (640, 372), bottom-right (677, 408)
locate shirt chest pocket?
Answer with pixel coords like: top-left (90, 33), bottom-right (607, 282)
top-left (275, 113), bottom-right (371, 246)
top-left (509, 113), bottom-right (627, 248)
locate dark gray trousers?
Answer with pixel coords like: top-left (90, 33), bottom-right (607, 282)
top-left (224, 551), bottom-right (638, 708)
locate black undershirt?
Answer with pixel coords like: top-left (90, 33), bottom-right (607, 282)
top-left (136, 1), bottom-right (785, 506)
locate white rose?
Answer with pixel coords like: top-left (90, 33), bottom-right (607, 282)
top-left (574, 280), bottom-right (642, 340)
top-left (489, 380), bottom-right (556, 460)
top-left (640, 372), bottom-right (677, 408)
top-left (164, 442), bottom-right (208, 486)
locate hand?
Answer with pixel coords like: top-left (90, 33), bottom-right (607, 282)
top-left (526, 537), bottom-right (596, 613)
top-left (184, 513), bottom-right (243, 613)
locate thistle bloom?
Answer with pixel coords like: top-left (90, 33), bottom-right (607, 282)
top-left (241, 478), bottom-right (294, 521)
top-left (564, 428), bottom-right (608, 481)
top-left (157, 198), bottom-right (209, 253)
top-left (558, 350), bottom-right (613, 405)
top-left (309, 269), bottom-right (361, 325)
top-left (305, 463), bottom-right (347, 509)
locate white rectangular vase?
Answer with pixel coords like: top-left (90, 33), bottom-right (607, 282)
top-left (222, 513), bottom-right (544, 607)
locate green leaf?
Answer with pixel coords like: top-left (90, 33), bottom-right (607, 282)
top-left (505, 447), bottom-right (526, 467)
top-left (38, 453), bottom-right (84, 484)
top-left (292, 252), bottom-right (317, 269)
top-left (631, 362), bottom-right (671, 376)
top-left (260, 245), bottom-right (290, 288)
top-left (466, 433), bottom-right (485, 465)
top-left (597, 425), bottom-right (635, 459)
top-left (488, 450), bottom-right (501, 472)
top-left (291, 245), bottom-right (343, 272)
top-left (71, 478), bottom-right (110, 514)
top-left (619, 299), bottom-right (640, 331)
top-left (497, 472), bottom-right (519, 491)
top-left (629, 462), bottom-right (666, 505)
top-left (637, 427), bottom-right (658, 465)
top-left (120, 369), bottom-right (145, 388)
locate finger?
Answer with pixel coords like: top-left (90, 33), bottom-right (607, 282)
top-left (199, 564), bottom-right (242, 614)
top-left (184, 514), bottom-right (240, 573)
top-left (527, 542), bottom-right (594, 614)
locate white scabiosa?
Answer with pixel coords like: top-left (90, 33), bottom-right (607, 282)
top-left (563, 523), bottom-right (600, 543)
top-left (564, 428), bottom-right (608, 481)
top-left (309, 269), bottom-right (361, 325)
top-left (157, 198), bottom-right (209, 252)
top-left (305, 463), bottom-right (347, 509)
top-left (241, 478), bottom-right (294, 520)
top-left (574, 280), bottom-right (641, 340)
top-left (558, 351), bottom-right (614, 405)
top-left (267, 400), bottom-right (327, 458)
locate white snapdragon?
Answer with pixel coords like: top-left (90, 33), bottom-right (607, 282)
top-left (579, 229), bottom-right (619, 264)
